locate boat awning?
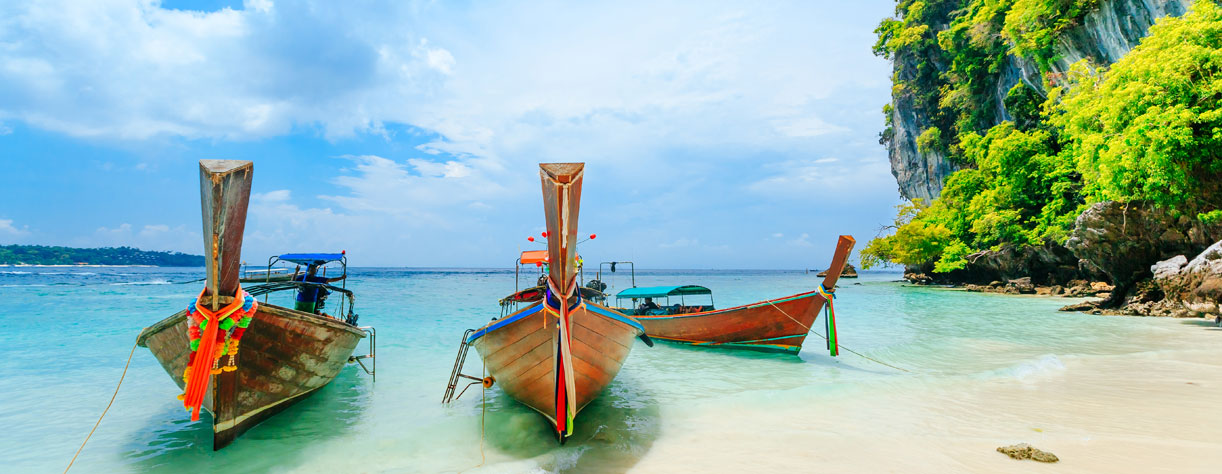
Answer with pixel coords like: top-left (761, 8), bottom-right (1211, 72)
top-left (277, 253), bottom-right (345, 266)
top-left (616, 285), bottom-right (712, 299)
top-left (519, 250), bottom-right (549, 264)
top-left (519, 250), bottom-right (580, 265)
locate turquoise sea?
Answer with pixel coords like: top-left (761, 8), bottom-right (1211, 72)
top-left (2, 267), bottom-right (1219, 472)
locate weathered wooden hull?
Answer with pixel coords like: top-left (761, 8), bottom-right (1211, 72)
top-left (631, 291), bottom-right (827, 354)
top-left (137, 302), bottom-right (365, 450)
top-left (468, 300), bottom-right (643, 433)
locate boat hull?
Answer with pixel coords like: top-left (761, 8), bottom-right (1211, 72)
top-left (469, 300), bottom-right (642, 432)
top-left (630, 291), bottom-right (827, 354)
top-left (137, 301), bottom-right (365, 450)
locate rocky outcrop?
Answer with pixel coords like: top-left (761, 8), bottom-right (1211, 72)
top-left (888, 52), bottom-right (959, 203)
top-left (817, 263), bottom-right (858, 278)
top-left (1152, 241), bottom-right (1222, 316)
top-left (903, 242), bottom-right (1088, 286)
top-left (886, 0), bottom-right (1194, 202)
top-left (1065, 201), bottom-right (1222, 307)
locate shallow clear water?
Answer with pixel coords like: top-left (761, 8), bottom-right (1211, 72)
top-left (0, 267), bottom-right (1212, 472)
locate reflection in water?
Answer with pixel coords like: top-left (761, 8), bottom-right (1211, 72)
top-left (122, 368), bottom-right (371, 473)
top-left (478, 373), bottom-right (661, 473)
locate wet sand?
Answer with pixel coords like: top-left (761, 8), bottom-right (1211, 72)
top-left (633, 320), bottom-right (1222, 473)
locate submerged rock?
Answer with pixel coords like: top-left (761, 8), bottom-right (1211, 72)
top-left (997, 443), bottom-right (1059, 463)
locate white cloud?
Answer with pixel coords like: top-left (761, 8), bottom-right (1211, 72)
top-left (0, 218), bottom-right (30, 237)
top-left (0, 1), bottom-right (902, 267)
top-left (0, 122), bottom-right (11, 135)
top-left (244, 0), bottom-right (274, 14)
top-left (0, 1), bottom-right (891, 160)
top-left (747, 155), bottom-right (895, 198)
top-left (417, 40), bottom-right (456, 75)
top-left (87, 223), bottom-right (198, 251)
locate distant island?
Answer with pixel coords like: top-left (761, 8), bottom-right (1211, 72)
top-left (0, 245), bottom-right (204, 266)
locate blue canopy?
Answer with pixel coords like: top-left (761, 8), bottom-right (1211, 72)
top-left (277, 253), bottom-right (345, 266)
top-left (616, 285), bottom-right (712, 299)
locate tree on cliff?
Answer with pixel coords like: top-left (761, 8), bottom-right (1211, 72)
top-left (864, 0), bottom-right (1222, 273)
top-left (1051, 0), bottom-right (1222, 215)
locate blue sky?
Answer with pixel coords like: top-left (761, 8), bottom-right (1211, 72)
top-left (0, 0), bottom-right (900, 269)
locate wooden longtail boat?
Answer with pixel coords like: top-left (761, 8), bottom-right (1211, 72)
top-left (136, 160), bottom-right (374, 450)
top-left (622, 235), bottom-right (855, 354)
top-left (446, 163), bottom-right (650, 443)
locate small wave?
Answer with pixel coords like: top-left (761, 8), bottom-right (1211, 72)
top-left (111, 280), bottom-right (172, 286)
top-left (993, 354), bottom-right (1066, 381)
top-left (0, 271), bottom-right (33, 275)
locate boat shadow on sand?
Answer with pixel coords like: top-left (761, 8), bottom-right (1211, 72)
top-left (120, 368), bottom-right (370, 473)
top-left (476, 373), bottom-right (661, 473)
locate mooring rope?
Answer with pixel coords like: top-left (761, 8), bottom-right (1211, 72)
top-left (763, 298), bottom-right (912, 373)
top-left (64, 341), bottom-right (138, 473)
top-left (460, 338), bottom-right (488, 474)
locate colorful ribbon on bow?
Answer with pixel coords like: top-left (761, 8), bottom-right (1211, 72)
top-left (179, 288), bottom-right (257, 421)
top-left (817, 283), bottom-right (838, 357)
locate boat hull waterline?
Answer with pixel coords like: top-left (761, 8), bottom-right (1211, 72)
top-left (632, 235), bottom-right (856, 354)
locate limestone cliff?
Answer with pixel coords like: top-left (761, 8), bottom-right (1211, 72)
top-left (885, 0), bottom-right (1194, 202)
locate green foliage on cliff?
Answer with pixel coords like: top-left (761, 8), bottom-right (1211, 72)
top-left (1004, 0), bottom-right (1100, 69)
top-left (0, 245), bottom-right (203, 266)
top-left (865, 0), bottom-right (1222, 271)
top-left (864, 123), bottom-right (1084, 271)
top-left (1051, 1), bottom-right (1222, 213)
top-left (872, 0), bottom-right (1098, 162)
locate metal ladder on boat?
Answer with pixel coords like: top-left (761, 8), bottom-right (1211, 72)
top-left (349, 326), bottom-right (376, 381)
top-left (442, 328), bottom-right (493, 403)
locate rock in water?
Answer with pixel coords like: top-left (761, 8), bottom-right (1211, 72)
top-left (997, 443), bottom-right (1059, 463)
top-left (816, 264), bottom-right (858, 278)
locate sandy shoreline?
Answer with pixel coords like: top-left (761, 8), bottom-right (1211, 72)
top-left (630, 320), bottom-right (1222, 473)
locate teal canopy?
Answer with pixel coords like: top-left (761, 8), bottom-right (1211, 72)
top-left (615, 285), bottom-right (712, 299)
top-left (277, 253), bottom-right (345, 266)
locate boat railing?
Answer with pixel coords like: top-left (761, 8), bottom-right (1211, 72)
top-left (349, 326), bottom-right (376, 381)
top-left (443, 328), bottom-right (492, 404)
top-left (244, 281), bottom-right (359, 326)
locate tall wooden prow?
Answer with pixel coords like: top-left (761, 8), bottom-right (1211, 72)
top-left (198, 160), bottom-right (253, 311)
top-left (198, 159), bottom-right (253, 450)
top-left (538, 162), bottom-right (585, 441)
top-left (539, 163), bottom-right (585, 300)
